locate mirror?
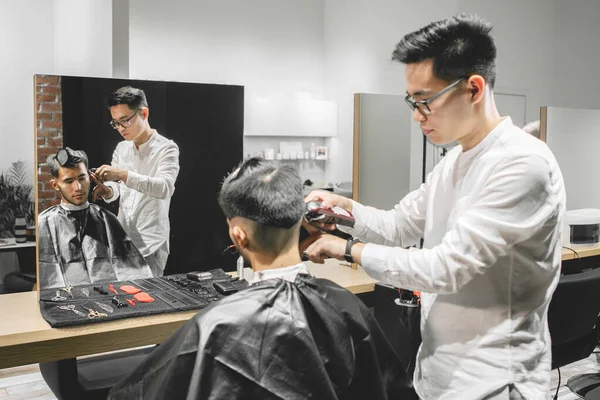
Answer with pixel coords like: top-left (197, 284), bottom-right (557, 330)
top-left (35, 75), bottom-right (244, 292)
top-left (352, 93), bottom-right (414, 210)
top-left (542, 105), bottom-right (600, 210)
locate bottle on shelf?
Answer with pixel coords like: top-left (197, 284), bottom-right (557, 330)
top-left (310, 143), bottom-right (316, 160)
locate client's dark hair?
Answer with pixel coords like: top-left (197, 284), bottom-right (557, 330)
top-left (392, 14), bottom-right (497, 87)
top-left (218, 157), bottom-right (305, 252)
top-left (46, 147), bottom-right (89, 178)
top-left (106, 86), bottom-right (148, 110)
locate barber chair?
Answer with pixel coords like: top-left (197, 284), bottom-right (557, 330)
top-left (40, 346), bottom-right (155, 400)
top-left (373, 283), bottom-right (421, 399)
top-left (2, 272), bottom-right (36, 293)
top-left (548, 266), bottom-right (600, 399)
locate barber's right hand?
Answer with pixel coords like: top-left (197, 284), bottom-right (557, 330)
top-left (303, 190), bottom-right (353, 231)
top-left (90, 171), bottom-right (112, 201)
top-left (304, 190), bottom-right (353, 213)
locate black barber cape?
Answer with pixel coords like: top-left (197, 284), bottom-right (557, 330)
top-left (38, 203), bottom-right (153, 289)
top-left (108, 274), bottom-right (411, 399)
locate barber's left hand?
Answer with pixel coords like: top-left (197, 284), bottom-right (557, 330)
top-left (304, 234), bottom-right (347, 264)
top-left (93, 165), bottom-right (127, 183)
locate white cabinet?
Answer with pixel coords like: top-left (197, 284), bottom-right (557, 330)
top-left (244, 96), bottom-right (337, 137)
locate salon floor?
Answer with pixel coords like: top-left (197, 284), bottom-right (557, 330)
top-left (0, 351), bottom-right (598, 400)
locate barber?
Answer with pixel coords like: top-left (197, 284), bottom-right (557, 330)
top-left (92, 86), bottom-right (180, 277)
top-left (303, 14), bottom-right (565, 400)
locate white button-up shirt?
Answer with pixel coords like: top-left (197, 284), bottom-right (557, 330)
top-left (104, 131), bottom-right (180, 257)
top-left (345, 118), bottom-right (566, 399)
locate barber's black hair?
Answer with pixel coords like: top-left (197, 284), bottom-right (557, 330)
top-left (106, 86), bottom-right (148, 110)
top-left (392, 14), bottom-right (497, 87)
top-left (46, 147), bottom-right (89, 178)
top-left (218, 157), bottom-right (305, 229)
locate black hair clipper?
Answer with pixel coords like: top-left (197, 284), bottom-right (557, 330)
top-left (304, 201), bottom-right (355, 228)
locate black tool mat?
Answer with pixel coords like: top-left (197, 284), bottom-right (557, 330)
top-left (39, 269), bottom-right (249, 328)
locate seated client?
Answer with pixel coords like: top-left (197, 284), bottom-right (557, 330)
top-left (39, 147), bottom-right (153, 289)
top-left (108, 157), bottom-right (410, 399)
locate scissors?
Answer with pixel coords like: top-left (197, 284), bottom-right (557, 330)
top-left (52, 290), bottom-right (67, 301)
top-left (58, 304), bottom-right (87, 317)
top-left (60, 285), bottom-right (74, 298)
top-left (82, 306), bottom-right (108, 319)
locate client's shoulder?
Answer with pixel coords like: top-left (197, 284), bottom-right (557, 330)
top-left (196, 282), bottom-right (281, 324)
top-left (38, 205), bottom-right (59, 220)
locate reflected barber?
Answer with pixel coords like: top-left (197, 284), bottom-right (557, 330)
top-left (93, 87), bottom-right (180, 277)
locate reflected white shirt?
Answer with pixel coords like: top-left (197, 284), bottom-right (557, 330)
top-left (344, 118), bottom-right (566, 399)
top-left (104, 131), bottom-right (180, 257)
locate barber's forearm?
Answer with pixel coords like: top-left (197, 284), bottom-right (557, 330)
top-left (126, 171), bottom-right (176, 199)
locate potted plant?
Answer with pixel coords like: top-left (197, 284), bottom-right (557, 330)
top-left (0, 161), bottom-right (34, 242)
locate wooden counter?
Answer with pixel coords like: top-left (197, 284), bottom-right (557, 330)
top-left (561, 243), bottom-right (600, 261)
top-left (0, 260), bottom-right (377, 369)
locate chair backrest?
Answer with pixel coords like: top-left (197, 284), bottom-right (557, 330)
top-left (373, 283), bottom-right (421, 379)
top-left (548, 266), bottom-right (600, 369)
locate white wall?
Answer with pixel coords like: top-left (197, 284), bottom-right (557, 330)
top-left (53, 0), bottom-right (113, 77)
top-left (456, 0), bottom-right (555, 124)
top-left (129, 0), bottom-right (325, 98)
top-left (323, 0), bottom-right (458, 186)
top-left (0, 0), bottom-right (54, 174)
top-left (552, 0), bottom-right (600, 110)
top-left (0, 0), bottom-right (113, 175)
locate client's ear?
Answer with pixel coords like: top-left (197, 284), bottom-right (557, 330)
top-left (231, 225), bottom-right (249, 250)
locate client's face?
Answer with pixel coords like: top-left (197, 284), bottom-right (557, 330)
top-left (52, 163), bottom-right (90, 206)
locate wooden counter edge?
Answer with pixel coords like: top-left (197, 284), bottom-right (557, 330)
top-left (0, 310), bottom-right (198, 369)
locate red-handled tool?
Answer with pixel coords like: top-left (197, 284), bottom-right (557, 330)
top-left (109, 284), bottom-right (118, 295)
top-left (134, 292), bottom-right (154, 303)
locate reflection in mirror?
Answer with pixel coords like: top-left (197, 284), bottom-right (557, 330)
top-left (35, 75), bottom-right (244, 293)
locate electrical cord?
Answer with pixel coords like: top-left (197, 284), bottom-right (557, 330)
top-left (554, 367), bottom-right (561, 400)
top-left (562, 246), bottom-right (580, 261)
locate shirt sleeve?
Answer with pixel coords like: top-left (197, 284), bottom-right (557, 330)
top-left (360, 154), bottom-right (560, 294)
top-left (102, 149), bottom-right (121, 203)
top-left (338, 177), bottom-right (430, 249)
top-left (125, 141), bottom-right (180, 200)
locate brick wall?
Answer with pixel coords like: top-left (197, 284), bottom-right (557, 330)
top-left (36, 75), bottom-right (63, 213)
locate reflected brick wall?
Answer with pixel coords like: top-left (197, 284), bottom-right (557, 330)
top-left (36, 75), bottom-right (62, 213)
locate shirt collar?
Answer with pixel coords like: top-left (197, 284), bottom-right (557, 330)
top-left (459, 116), bottom-right (513, 164)
top-left (135, 130), bottom-right (157, 156)
top-left (250, 263), bottom-right (310, 285)
top-left (60, 201), bottom-right (90, 211)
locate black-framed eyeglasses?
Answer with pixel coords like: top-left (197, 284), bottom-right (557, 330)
top-left (404, 78), bottom-right (466, 117)
top-left (109, 110), bottom-right (140, 130)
